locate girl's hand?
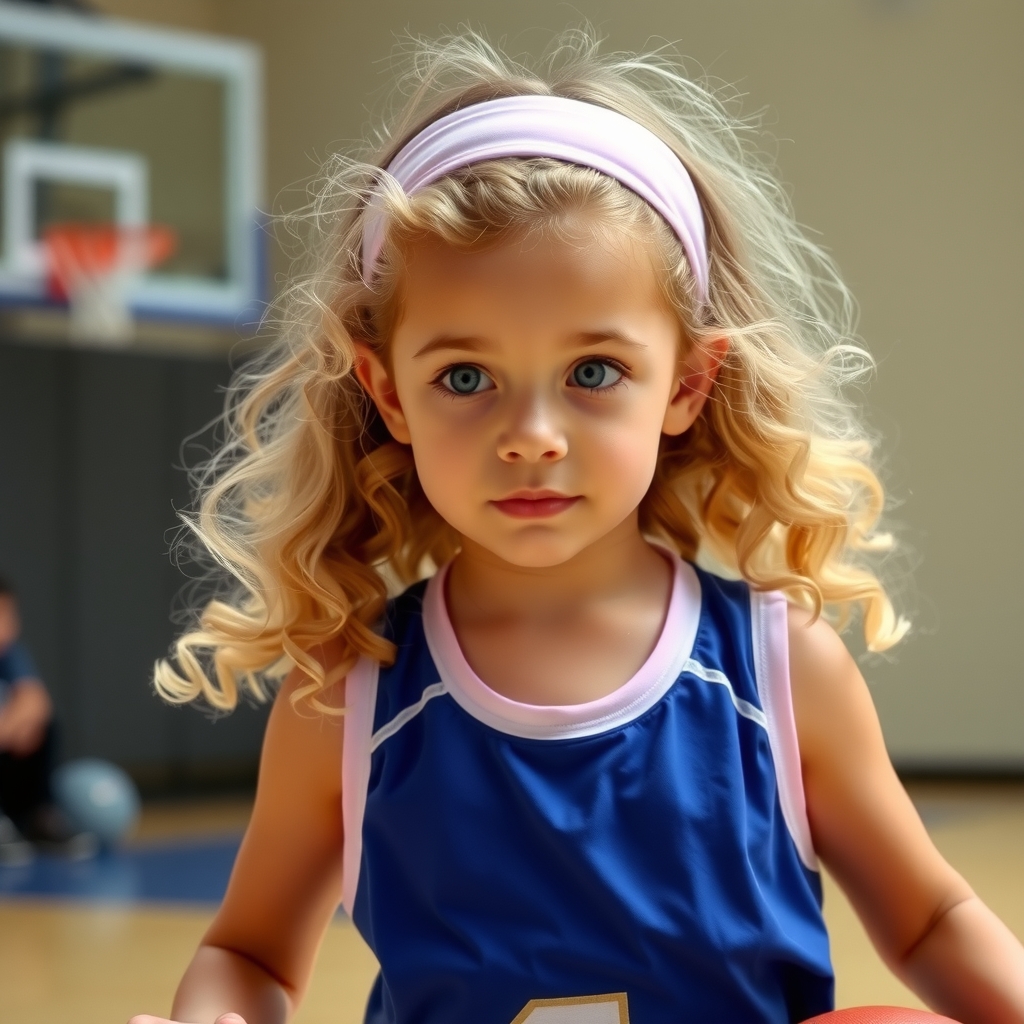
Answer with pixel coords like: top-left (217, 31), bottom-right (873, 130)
top-left (127, 1015), bottom-right (247, 1024)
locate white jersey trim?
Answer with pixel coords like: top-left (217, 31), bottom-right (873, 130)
top-left (341, 654), bottom-right (379, 916)
top-left (750, 589), bottom-right (818, 871)
top-left (421, 552), bottom-right (703, 741)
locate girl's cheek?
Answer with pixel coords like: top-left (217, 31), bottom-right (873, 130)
top-left (586, 402), bottom-right (665, 460)
top-left (414, 406), bottom-right (487, 453)
top-left (406, 407), bottom-right (486, 483)
top-left (605, 437), bottom-right (661, 495)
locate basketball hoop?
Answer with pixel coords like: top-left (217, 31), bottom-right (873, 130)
top-left (43, 223), bottom-right (176, 345)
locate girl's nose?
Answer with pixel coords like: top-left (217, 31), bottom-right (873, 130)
top-left (496, 393), bottom-right (568, 464)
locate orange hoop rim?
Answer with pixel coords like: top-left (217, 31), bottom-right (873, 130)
top-left (43, 223), bottom-right (177, 301)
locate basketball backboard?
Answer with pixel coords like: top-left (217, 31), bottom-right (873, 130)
top-left (0, 1), bottom-right (263, 327)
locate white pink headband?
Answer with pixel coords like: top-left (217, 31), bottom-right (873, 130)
top-left (360, 94), bottom-right (709, 300)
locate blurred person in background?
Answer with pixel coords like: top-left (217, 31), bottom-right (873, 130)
top-left (0, 575), bottom-right (96, 863)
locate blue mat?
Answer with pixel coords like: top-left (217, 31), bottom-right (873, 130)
top-left (0, 834), bottom-right (241, 904)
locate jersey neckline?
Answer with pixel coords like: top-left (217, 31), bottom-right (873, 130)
top-left (421, 549), bottom-right (703, 740)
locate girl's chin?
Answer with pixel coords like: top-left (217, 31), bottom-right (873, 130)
top-left (455, 528), bottom-right (623, 570)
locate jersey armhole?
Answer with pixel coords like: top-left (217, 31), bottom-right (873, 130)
top-left (341, 655), bottom-right (379, 916)
top-left (750, 590), bottom-right (819, 871)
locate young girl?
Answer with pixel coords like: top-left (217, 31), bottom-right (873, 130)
top-left (133, 32), bottom-right (1024, 1024)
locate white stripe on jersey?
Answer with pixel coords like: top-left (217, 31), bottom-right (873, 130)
top-left (370, 681), bottom-right (448, 753)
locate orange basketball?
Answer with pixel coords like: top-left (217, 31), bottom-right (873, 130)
top-left (802, 1009), bottom-right (960, 1024)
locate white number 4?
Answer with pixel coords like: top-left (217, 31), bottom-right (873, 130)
top-left (510, 992), bottom-right (630, 1024)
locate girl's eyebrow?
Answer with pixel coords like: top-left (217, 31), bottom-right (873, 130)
top-left (413, 329), bottom-right (647, 359)
top-left (414, 334), bottom-right (488, 359)
top-left (575, 329), bottom-right (647, 349)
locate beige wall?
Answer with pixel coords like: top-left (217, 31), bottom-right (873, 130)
top-left (102, 0), bottom-right (1024, 769)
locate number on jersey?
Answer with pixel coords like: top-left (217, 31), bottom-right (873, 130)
top-left (510, 992), bottom-right (629, 1024)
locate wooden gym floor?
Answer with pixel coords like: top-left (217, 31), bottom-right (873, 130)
top-left (0, 781), bottom-right (1021, 1023)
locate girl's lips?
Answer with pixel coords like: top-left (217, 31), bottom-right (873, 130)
top-left (490, 495), bottom-right (580, 519)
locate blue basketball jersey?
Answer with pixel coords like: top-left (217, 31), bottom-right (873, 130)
top-left (340, 554), bottom-right (834, 1024)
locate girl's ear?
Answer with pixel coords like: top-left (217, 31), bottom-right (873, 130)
top-left (662, 336), bottom-right (728, 437)
top-left (353, 344), bottom-right (412, 444)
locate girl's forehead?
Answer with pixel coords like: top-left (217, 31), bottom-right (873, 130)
top-left (388, 228), bottom-right (679, 360)
top-left (397, 227), bottom-right (663, 308)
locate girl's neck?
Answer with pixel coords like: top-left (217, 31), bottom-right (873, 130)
top-left (443, 518), bottom-right (675, 705)
top-left (447, 517), bottom-right (669, 625)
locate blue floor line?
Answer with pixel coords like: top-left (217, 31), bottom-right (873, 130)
top-left (0, 833), bottom-right (242, 904)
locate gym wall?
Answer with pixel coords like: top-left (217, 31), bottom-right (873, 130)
top-left (74, 0), bottom-right (1024, 771)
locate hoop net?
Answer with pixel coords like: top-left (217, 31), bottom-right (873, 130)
top-left (43, 224), bottom-right (176, 345)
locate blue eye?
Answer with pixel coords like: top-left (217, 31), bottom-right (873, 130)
top-left (442, 365), bottom-right (491, 394)
top-left (571, 360), bottom-right (622, 389)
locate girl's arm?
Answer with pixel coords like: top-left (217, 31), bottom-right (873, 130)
top-left (789, 609), bottom-right (1024, 1024)
top-left (130, 666), bottom-right (347, 1024)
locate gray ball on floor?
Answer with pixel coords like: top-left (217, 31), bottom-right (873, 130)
top-left (53, 758), bottom-right (140, 847)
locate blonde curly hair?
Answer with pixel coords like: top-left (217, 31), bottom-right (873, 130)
top-left (155, 30), bottom-right (908, 713)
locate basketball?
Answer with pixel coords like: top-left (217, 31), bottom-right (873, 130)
top-left (803, 1009), bottom-right (961, 1023)
top-left (53, 758), bottom-right (141, 847)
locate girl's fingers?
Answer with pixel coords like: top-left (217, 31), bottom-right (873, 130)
top-left (215, 1015), bottom-right (248, 1024)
